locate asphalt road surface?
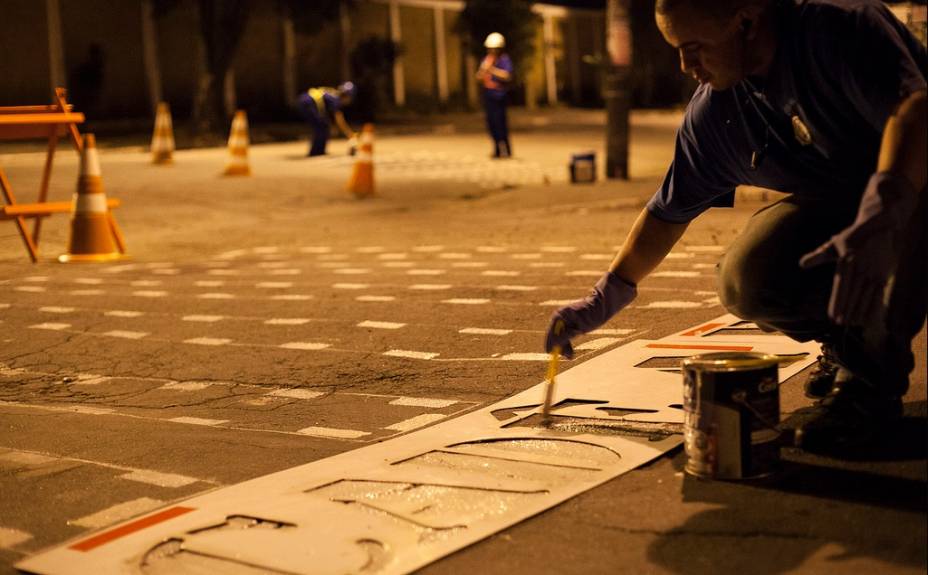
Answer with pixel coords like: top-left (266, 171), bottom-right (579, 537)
top-left (1, 109), bottom-right (924, 574)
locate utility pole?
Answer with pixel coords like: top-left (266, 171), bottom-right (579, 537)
top-left (605, 0), bottom-right (632, 179)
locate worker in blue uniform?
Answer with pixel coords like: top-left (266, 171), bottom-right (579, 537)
top-left (476, 32), bottom-right (514, 158)
top-left (297, 82), bottom-right (358, 157)
top-left (545, 0), bottom-right (926, 456)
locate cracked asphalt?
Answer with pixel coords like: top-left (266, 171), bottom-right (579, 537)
top-left (0, 108), bottom-right (924, 574)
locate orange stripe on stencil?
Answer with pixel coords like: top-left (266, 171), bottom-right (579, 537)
top-left (646, 343), bottom-right (753, 352)
top-left (680, 322), bottom-right (726, 337)
top-left (69, 506), bottom-right (195, 552)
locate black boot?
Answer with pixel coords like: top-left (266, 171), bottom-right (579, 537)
top-left (804, 343), bottom-right (840, 398)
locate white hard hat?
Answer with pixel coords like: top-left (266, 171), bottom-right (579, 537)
top-left (484, 32), bottom-right (505, 49)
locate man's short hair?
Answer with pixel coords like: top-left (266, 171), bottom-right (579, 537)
top-left (655, 0), bottom-right (767, 21)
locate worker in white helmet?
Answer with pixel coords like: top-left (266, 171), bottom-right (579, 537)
top-left (476, 32), bottom-right (514, 158)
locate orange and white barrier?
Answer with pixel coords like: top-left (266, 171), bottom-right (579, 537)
top-left (223, 110), bottom-right (250, 176)
top-left (59, 134), bottom-right (126, 263)
top-left (347, 123), bottom-right (374, 198)
top-left (150, 102), bottom-right (175, 164)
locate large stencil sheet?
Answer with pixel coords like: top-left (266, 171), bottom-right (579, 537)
top-left (18, 315), bottom-right (816, 575)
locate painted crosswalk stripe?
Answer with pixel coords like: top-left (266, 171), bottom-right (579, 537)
top-left (356, 295), bottom-right (396, 302)
top-left (71, 498), bottom-right (166, 529)
top-left (184, 337), bottom-right (232, 346)
top-left (268, 389), bottom-right (325, 400)
top-left (443, 298), bottom-right (490, 305)
top-left (640, 301), bottom-right (703, 309)
top-left (103, 330), bottom-right (149, 340)
top-left (280, 342), bottom-right (330, 350)
top-left (652, 271), bottom-right (700, 278)
top-left (409, 284), bottom-right (451, 290)
top-left (459, 327), bottom-right (512, 336)
top-left (575, 337), bottom-right (621, 351)
top-left (265, 318), bottom-right (310, 325)
top-left (159, 381), bottom-right (213, 391)
top-left (384, 349), bottom-right (439, 360)
top-left (333, 283), bottom-right (370, 289)
top-left (197, 293), bottom-right (235, 299)
top-left (271, 294), bottom-right (314, 301)
top-left (0, 527), bottom-right (32, 549)
top-left (500, 352), bottom-right (551, 361)
top-left (15, 286), bottom-right (47, 293)
top-left (119, 470), bottom-right (199, 488)
top-left (385, 413), bottom-right (446, 432)
top-left (105, 310), bottom-right (144, 318)
top-left (297, 426), bottom-right (370, 439)
top-left (182, 315), bottom-right (225, 322)
top-left (133, 290), bottom-right (168, 297)
top-left (169, 417), bottom-right (228, 426)
top-left (495, 285), bottom-right (537, 291)
top-left (358, 320), bottom-right (406, 330)
top-left (39, 306), bottom-right (75, 313)
top-left (194, 280), bottom-right (225, 287)
top-left (389, 396), bottom-right (458, 408)
top-left (29, 322), bottom-right (70, 331)
top-left (257, 282), bottom-right (294, 288)
top-left (482, 270), bottom-right (520, 277)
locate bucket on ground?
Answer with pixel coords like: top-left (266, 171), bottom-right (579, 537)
top-left (682, 352), bottom-right (782, 480)
top-left (569, 151), bottom-right (596, 184)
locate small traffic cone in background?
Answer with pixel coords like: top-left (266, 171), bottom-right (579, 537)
top-left (59, 134), bottom-right (125, 263)
top-left (150, 102), bottom-right (175, 164)
top-left (223, 110), bottom-right (251, 176)
top-left (347, 123), bottom-right (374, 198)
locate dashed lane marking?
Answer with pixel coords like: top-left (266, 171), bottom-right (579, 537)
top-left (407, 269), bottom-right (446, 276)
top-left (574, 337), bottom-right (622, 351)
top-left (383, 349), bottom-right (439, 360)
top-left (74, 278), bottom-right (103, 285)
top-left (298, 426), bottom-right (371, 439)
top-left (665, 252), bottom-right (696, 259)
top-left (267, 389), bottom-right (325, 400)
top-left (539, 299), bottom-right (575, 306)
top-left (271, 294), bottom-right (314, 301)
top-left (451, 261), bottom-right (488, 268)
top-left (443, 298), bottom-right (490, 305)
top-left (279, 342), bottom-right (331, 351)
top-left (357, 321), bottom-right (406, 330)
top-left (356, 295), bottom-right (395, 302)
top-left (22, 276), bottom-right (48, 282)
top-left (333, 283), bottom-right (370, 289)
top-left (102, 330), bottom-right (149, 340)
top-left (685, 245), bottom-right (725, 252)
top-left (511, 253), bottom-right (542, 259)
top-left (639, 301), bottom-right (704, 309)
top-left (565, 270), bottom-right (602, 277)
top-left (481, 270), bottom-right (520, 277)
top-left (256, 282), bottom-right (293, 288)
top-left (130, 280), bottom-right (162, 287)
top-left (70, 289), bottom-right (105, 296)
top-left (71, 498), bottom-right (165, 529)
top-left (132, 290), bottom-right (168, 298)
top-left (168, 417), bottom-right (229, 426)
top-left (0, 527), bottom-right (32, 549)
top-left (14, 286), bottom-right (46, 293)
top-left (495, 285), bottom-right (537, 292)
top-left (264, 318), bottom-right (311, 325)
top-left (182, 315), bottom-right (225, 322)
top-left (389, 396), bottom-right (458, 408)
top-left (580, 254), bottom-right (612, 260)
top-left (355, 246), bottom-right (385, 253)
top-left (105, 310), bottom-right (144, 318)
top-left (412, 245), bottom-right (444, 252)
top-left (39, 306), bottom-right (75, 313)
top-left (333, 268), bottom-right (371, 275)
top-left (475, 246), bottom-right (507, 253)
top-left (194, 280), bottom-right (225, 287)
top-left (183, 337), bottom-right (232, 346)
top-left (196, 293), bottom-right (235, 299)
top-left (459, 327), bottom-right (512, 336)
top-left (119, 469), bottom-right (201, 488)
top-left (438, 253), bottom-right (471, 259)
top-left (500, 352), bottom-right (550, 361)
top-left (409, 284), bottom-right (452, 290)
top-left (29, 322), bottom-right (71, 331)
top-left (159, 382), bottom-right (213, 391)
top-left (591, 328), bottom-right (636, 336)
top-left (540, 246), bottom-right (577, 253)
top-left (385, 413), bottom-right (446, 432)
top-left (530, 262), bottom-right (565, 268)
top-left (652, 271), bottom-right (701, 278)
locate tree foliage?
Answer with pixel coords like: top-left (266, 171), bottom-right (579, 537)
top-left (455, 0), bottom-right (540, 77)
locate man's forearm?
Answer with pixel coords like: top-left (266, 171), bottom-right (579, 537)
top-left (878, 89), bottom-right (927, 191)
top-left (609, 208), bottom-right (690, 284)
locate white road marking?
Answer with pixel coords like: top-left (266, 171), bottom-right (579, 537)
top-left (382, 261), bottom-right (415, 268)
top-left (270, 269), bottom-right (301, 276)
top-left (476, 246), bottom-right (506, 253)
top-left (29, 322), bottom-right (70, 331)
top-left (390, 397), bottom-right (458, 408)
top-left (575, 337), bottom-right (621, 351)
top-left (565, 270), bottom-right (602, 277)
top-left (412, 245), bottom-right (444, 252)
top-left (378, 253), bottom-right (408, 260)
top-left (358, 320), bottom-right (406, 330)
top-left (409, 284), bottom-right (452, 290)
top-left (333, 283), bottom-right (370, 289)
top-left (184, 337), bottom-right (232, 346)
top-left (71, 374), bottom-right (110, 385)
top-left (356, 295), bottom-right (395, 302)
top-left (439, 253), bottom-right (471, 259)
top-left (118, 469), bottom-right (200, 488)
top-left (459, 327), bottom-right (512, 336)
top-left (451, 261), bottom-right (488, 268)
top-left (103, 330), bottom-right (149, 340)
top-left (70, 289), bottom-right (105, 296)
top-left (104, 310), bottom-right (144, 318)
top-left (280, 342), bottom-right (330, 350)
top-left (692, 263), bottom-right (716, 269)
top-left (539, 299), bottom-right (576, 306)
top-left (130, 280), bottom-right (162, 287)
top-left (511, 253), bottom-right (542, 259)
top-left (407, 269), bottom-right (446, 275)
top-left (265, 318), bottom-right (311, 325)
top-left (334, 268), bottom-right (371, 275)
top-left (482, 270), bottom-right (520, 277)
top-left (257, 282), bottom-right (293, 288)
top-left (151, 269), bottom-right (180, 275)
top-left (74, 278), bottom-right (103, 285)
top-left (685, 245), bottom-right (725, 252)
top-left (168, 416), bottom-right (228, 426)
top-left (22, 276), bottom-right (48, 282)
top-left (258, 261), bottom-right (289, 269)
top-left (71, 498), bottom-right (165, 529)
top-left (580, 254), bottom-right (612, 260)
top-left (271, 294), bottom-right (314, 301)
top-left (15, 286), bottom-right (46, 293)
top-left (216, 248), bottom-right (249, 259)
top-left (207, 269), bottom-right (241, 276)
top-left (591, 328), bottom-right (635, 336)
top-left (182, 315), bottom-right (225, 322)
top-left (299, 246), bottom-right (332, 254)
top-left (665, 252), bottom-right (695, 259)
top-left (68, 406), bottom-right (115, 415)
top-left (197, 293), bottom-right (235, 299)
top-left (133, 290), bottom-right (168, 297)
top-left (0, 527), bottom-right (32, 549)
top-left (500, 352), bottom-right (551, 361)
top-left (385, 413), bottom-right (446, 432)
top-left (0, 303), bottom-right (10, 309)
top-left (640, 301), bottom-right (703, 309)
top-left (0, 451), bottom-right (57, 466)
top-left (495, 285), bottom-right (537, 291)
top-left (268, 389), bottom-right (324, 400)
top-left (194, 280), bottom-right (225, 287)
top-left (443, 298), bottom-right (490, 305)
top-left (384, 349), bottom-right (439, 360)
top-left (652, 271), bottom-right (701, 278)
top-left (159, 381), bottom-right (213, 391)
top-left (298, 426), bottom-right (370, 439)
top-left (541, 246), bottom-right (577, 253)
top-left (39, 306), bottom-right (75, 313)
top-left (530, 262), bottom-right (565, 268)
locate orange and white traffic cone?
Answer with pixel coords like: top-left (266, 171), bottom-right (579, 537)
top-left (59, 134), bottom-right (125, 263)
top-left (223, 110), bottom-right (251, 176)
top-left (150, 102), bottom-right (175, 164)
top-left (347, 123), bottom-right (374, 198)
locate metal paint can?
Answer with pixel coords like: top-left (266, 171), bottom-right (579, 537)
top-left (682, 352), bottom-right (781, 480)
top-left (569, 151), bottom-right (596, 183)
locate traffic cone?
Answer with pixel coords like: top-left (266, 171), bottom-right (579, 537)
top-left (223, 110), bottom-right (251, 176)
top-left (59, 134), bottom-right (124, 263)
top-left (150, 102), bottom-right (175, 164)
top-left (347, 123), bottom-right (374, 198)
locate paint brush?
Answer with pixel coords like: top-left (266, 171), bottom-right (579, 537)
top-left (542, 320), bottom-right (565, 426)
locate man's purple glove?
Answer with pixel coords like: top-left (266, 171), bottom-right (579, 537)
top-left (545, 270), bottom-right (637, 359)
top-left (799, 172), bottom-right (917, 326)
